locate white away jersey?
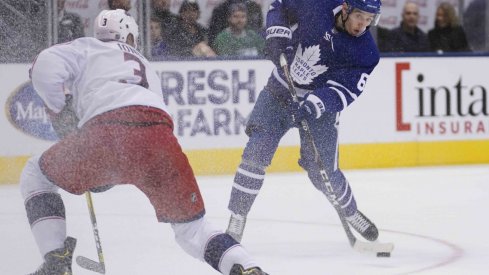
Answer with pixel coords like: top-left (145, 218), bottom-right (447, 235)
top-left (31, 37), bottom-right (167, 126)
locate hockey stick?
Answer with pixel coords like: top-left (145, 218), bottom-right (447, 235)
top-left (76, 191), bottom-right (106, 273)
top-left (279, 54), bottom-right (393, 254)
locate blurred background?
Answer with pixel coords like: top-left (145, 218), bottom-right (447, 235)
top-left (0, 0), bottom-right (488, 63)
top-left (1, 0), bottom-right (488, 182)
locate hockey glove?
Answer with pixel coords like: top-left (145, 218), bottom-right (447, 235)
top-left (265, 26), bottom-right (293, 67)
top-left (265, 38), bottom-right (294, 67)
top-left (48, 94), bottom-right (79, 139)
top-left (291, 94), bottom-right (326, 127)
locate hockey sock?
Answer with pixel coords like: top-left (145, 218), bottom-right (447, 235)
top-left (25, 192), bottom-right (67, 256)
top-left (228, 160), bottom-right (266, 215)
top-left (204, 233), bottom-right (257, 275)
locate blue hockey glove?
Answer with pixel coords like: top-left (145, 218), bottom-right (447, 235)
top-left (291, 94), bottom-right (326, 127)
top-left (265, 26), bottom-right (293, 67)
top-left (291, 100), bottom-right (315, 127)
top-left (265, 38), bottom-right (294, 67)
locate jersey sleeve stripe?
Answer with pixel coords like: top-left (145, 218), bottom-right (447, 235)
top-left (327, 80), bottom-right (358, 100)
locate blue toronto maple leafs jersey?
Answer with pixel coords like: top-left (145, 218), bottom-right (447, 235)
top-left (266, 0), bottom-right (380, 113)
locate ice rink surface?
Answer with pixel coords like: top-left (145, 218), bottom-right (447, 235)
top-left (1, 164), bottom-right (488, 275)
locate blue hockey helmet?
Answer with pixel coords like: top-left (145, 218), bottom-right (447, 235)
top-left (345, 0), bottom-right (381, 25)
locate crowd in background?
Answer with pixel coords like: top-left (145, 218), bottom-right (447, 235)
top-left (373, 0), bottom-right (474, 53)
top-left (136, 0), bottom-right (265, 58)
top-left (0, 0), bottom-right (487, 63)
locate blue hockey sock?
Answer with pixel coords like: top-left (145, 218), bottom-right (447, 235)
top-left (228, 160), bottom-right (266, 216)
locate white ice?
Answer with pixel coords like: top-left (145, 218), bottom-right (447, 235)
top-left (1, 165), bottom-right (489, 274)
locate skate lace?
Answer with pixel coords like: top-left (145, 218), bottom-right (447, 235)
top-left (348, 212), bottom-right (370, 232)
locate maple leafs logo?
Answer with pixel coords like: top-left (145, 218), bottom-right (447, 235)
top-left (290, 44), bottom-right (328, 85)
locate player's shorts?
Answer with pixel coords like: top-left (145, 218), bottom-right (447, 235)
top-left (39, 106), bottom-right (205, 223)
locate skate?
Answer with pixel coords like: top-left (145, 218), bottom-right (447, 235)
top-left (346, 210), bottom-right (379, 241)
top-left (229, 264), bottom-right (268, 275)
top-left (226, 212), bottom-right (247, 242)
top-left (29, 236), bottom-right (77, 275)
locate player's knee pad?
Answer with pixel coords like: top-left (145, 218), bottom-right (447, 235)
top-left (171, 217), bottom-right (221, 261)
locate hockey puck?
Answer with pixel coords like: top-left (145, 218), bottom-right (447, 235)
top-left (376, 252), bottom-right (391, 257)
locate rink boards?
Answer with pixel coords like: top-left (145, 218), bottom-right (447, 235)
top-left (1, 56), bottom-right (489, 183)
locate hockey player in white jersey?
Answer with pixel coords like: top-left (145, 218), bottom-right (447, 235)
top-left (22, 9), bottom-right (267, 275)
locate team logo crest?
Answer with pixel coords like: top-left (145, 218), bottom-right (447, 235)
top-left (290, 44), bottom-right (328, 85)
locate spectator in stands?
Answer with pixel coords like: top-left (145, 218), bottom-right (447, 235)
top-left (213, 3), bottom-right (264, 57)
top-left (108, 0), bottom-right (131, 11)
top-left (57, 0), bottom-right (85, 43)
top-left (0, 0), bottom-right (48, 62)
top-left (463, 0), bottom-right (486, 51)
top-left (428, 2), bottom-right (470, 53)
top-left (150, 17), bottom-right (170, 58)
top-left (383, 1), bottom-right (430, 52)
top-left (370, 25), bottom-right (391, 52)
top-left (151, 0), bottom-right (179, 48)
top-left (171, 0), bottom-right (216, 57)
top-left (208, 0), bottom-right (263, 47)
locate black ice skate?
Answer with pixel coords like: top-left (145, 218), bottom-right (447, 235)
top-left (230, 264), bottom-right (268, 275)
top-left (346, 210), bottom-right (379, 241)
top-left (226, 212), bottom-right (247, 242)
top-left (29, 236), bottom-right (77, 275)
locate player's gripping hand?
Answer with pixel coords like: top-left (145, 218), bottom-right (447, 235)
top-left (47, 94), bottom-right (79, 139)
top-left (290, 100), bottom-right (315, 127)
top-left (264, 26), bottom-right (293, 67)
top-left (290, 94), bottom-right (326, 127)
top-left (265, 38), bottom-right (294, 67)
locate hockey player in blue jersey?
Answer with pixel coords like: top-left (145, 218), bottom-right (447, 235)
top-left (226, 0), bottom-right (382, 243)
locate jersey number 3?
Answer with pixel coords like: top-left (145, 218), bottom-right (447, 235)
top-left (123, 53), bottom-right (149, 88)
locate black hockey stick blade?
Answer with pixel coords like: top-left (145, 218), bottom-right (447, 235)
top-left (76, 255), bottom-right (106, 274)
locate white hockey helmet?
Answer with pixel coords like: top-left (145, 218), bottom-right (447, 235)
top-left (94, 9), bottom-right (139, 48)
